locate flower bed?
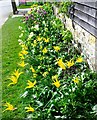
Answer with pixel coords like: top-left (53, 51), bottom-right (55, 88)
top-left (3, 3), bottom-right (97, 119)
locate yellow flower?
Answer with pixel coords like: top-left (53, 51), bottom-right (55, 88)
top-left (52, 75), bottom-right (58, 80)
top-left (43, 72), bottom-right (48, 77)
top-left (53, 46), bottom-right (60, 52)
top-left (57, 58), bottom-right (66, 70)
top-left (66, 60), bottom-right (74, 68)
top-left (72, 77), bottom-right (79, 84)
top-left (3, 102), bottom-right (15, 112)
top-left (33, 40), bottom-right (37, 47)
top-left (40, 45), bottom-right (43, 49)
top-left (8, 76), bottom-right (18, 86)
top-left (33, 73), bottom-right (37, 78)
top-left (21, 44), bottom-right (28, 50)
top-left (39, 56), bottom-right (45, 60)
top-left (31, 4), bottom-right (38, 8)
top-left (25, 105), bottom-right (34, 112)
top-left (44, 38), bottom-right (49, 42)
top-left (42, 47), bottom-right (48, 54)
top-left (52, 79), bottom-right (60, 88)
top-left (28, 10), bottom-right (32, 14)
top-left (32, 43), bottom-right (36, 47)
top-left (52, 75), bottom-right (60, 88)
top-left (13, 69), bottom-right (23, 79)
top-left (76, 57), bottom-right (83, 63)
top-left (37, 36), bottom-right (41, 41)
top-left (25, 80), bottom-right (36, 89)
top-left (18, 52), bottom-right (25, 60)
top-left (30, 66), bottom-right (36, 73)
top-left (33, 40), bottom-right (36, 44)
top-left (21, 50), bottom-right (28, 55)
top-left (18, 61), bottom-right (27, 67)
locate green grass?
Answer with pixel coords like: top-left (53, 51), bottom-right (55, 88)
top-left (17, 4), bottom-right (31, 9)
top-left (2, 17), bottom-right (28, 119)
top-left (17, 2), bottom-right (33, 9)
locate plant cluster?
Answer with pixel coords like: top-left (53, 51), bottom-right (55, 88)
top-left (55, 0), bottom-right (73, 17)
top-left (3, 3), bottom-right (97, 119)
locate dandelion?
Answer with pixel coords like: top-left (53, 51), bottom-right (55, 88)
top-left (25, 105), bottom-right (34, 112)
top-left (53, 46), bottom-right (60, 52)
top-left (8, 76), bottom-right (18, 86)
top-left (13, 69), bottom-right (23, 79)
top-left (57, 58), bottom-right (66, 70)
top-left (72, 77), bottom-right (79, 84)
top-left (76, 57), bottom-right (83, 63)
top-left (66, 60), bottom-right (74, 68)
top-left (25, 80), bottom-right (36, 89)
top-left (30, 66), bottom-right (36, 73)
top-left (3, 102), bottom-right (16, 112)
top-left (42, 47), bottom-right (48, 54)
top-left (18, 61), bottom-right (27, 67)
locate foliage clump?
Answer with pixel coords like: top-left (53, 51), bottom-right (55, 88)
top-left (2, 2), bottom-right (97, 119)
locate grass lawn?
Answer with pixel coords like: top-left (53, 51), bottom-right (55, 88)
top-left (17, 2), bottom-right (33, 9)
top-left (2, 17), bottom-right (28, 119)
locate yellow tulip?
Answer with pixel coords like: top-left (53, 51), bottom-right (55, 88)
top-left (53, 46), bottom-right (60, 52)
top-left (72, 77), bottom-right (79, 84)
top-left (43, 72), bottom-right (48, 77)
top-left (13, 69), bottom-right (23, 79)
top-left (21, 44), bottom-right (28, 50)
top-left (44, 38), bottom-right (49, 42)
top-left (3, 102), bottom-right (15, 112)
top-left (18, 52), bottom-right (25, 60)
top-left (21, 50), bottom-right (28, 55)
top-left (66, 60), bottom-right (74, 68)
top-left (8, 76), bottom-right (18, 86)
top-left (37, 36), bottom-right (41, 41)
top-left (25, 80), bottom-right (36, 89)
top-left (57, 58), bottom-right (66, 70)
top-left (30, 66), bottom-right (36, 73)
top-left (52, 79), bottom-right (60, 88)
top-left (42, 48), bottom-right (48, 54)
top-left (76, 57), bottom-right (83, 63)
top-left (18, 61), bottom-right (27, 67)
top-left (25, 105), bottom-right (34, 112)
top-left (52, 75), bottom-right (58, 80)
top-left (52, 75), bottom-right (60, 88)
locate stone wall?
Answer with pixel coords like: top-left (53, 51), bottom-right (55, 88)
top-left (53, 6), bottom-right (97, 71)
